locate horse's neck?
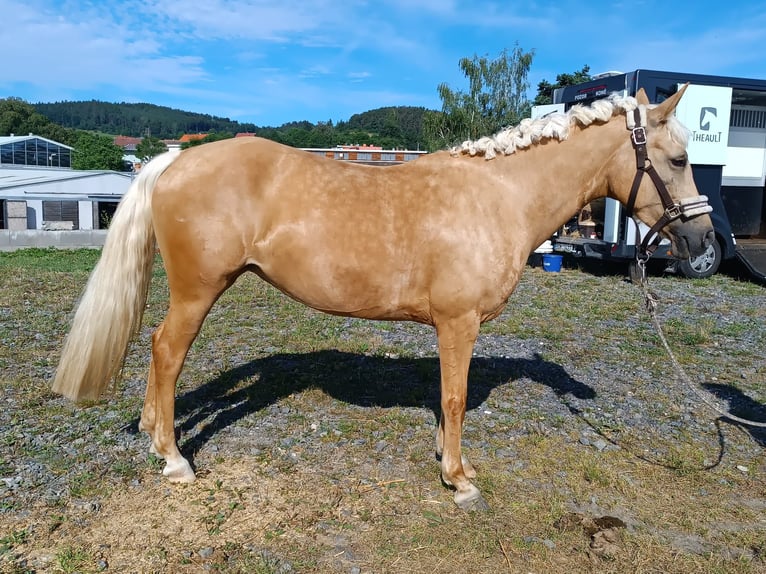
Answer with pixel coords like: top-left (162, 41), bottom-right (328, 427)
top-left (499, 118), bottom-right (622, 226)
top-left (471, 117), bottom-right (624, 253)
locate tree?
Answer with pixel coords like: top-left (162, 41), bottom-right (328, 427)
top-left (424, 45), bottom-right (535, 151)
top-left (136, 136), bottom-right (168, 162)
top-left (71, 131), bottom-right (126, 170)
top-left (381, 109), bottom-right (403, 141)
top-left (0, 97), bottom-right (75, 144)
top-left (533, 65), bottom-right (592, 106)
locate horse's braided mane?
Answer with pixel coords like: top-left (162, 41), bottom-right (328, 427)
top-left (454, 93), bottom-right (687, 160)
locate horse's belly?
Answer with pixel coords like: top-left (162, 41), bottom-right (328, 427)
top-left (254, 258), bottom-right (431, 322)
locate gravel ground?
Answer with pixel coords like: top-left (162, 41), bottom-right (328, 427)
top-left (1, 258), bottom-right (765, 571)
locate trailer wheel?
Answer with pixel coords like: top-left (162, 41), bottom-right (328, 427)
top-left (677, 238), bottom-right (721, 279)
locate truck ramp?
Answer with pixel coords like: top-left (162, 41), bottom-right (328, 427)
top-left (735, 241), bottom-right (766, 282)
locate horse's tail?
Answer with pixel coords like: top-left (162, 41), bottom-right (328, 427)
top-left (52, 151), bottom-right (180, 402)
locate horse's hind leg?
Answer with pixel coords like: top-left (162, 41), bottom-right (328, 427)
top-left (140, 287), bottom-right (223, 482)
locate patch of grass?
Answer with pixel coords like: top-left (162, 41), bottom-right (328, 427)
top-left (196, 479), bottom-right (246, 535)
top-left (582, 460), bottom-right (612, 487)
top-left (56, 545), bottom-right (93, 574)
top-left (0, 247), bottom-right (101, 272)
top-left (0, 529), bottom-right (28, 556)
top-left (3, 251), bottom-right (766, 574)
top-left (68, 471), bottom-right (97, 498)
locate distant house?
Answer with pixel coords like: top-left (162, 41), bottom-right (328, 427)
top-left (235, 132), bottom-right (257, 138)
top-left (301, 145), bottom-right (426, 165)
top-left (113, 135), bottom-right (142, 152)
top-left (178, 133), bottom-right (208, 144)
top-left (113, 135), bottom-right (181, 172)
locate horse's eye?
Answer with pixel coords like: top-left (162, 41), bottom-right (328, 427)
top-left (671, 156), bottom-right (688, 168)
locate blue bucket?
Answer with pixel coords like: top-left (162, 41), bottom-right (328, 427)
top-left (542, 253), bottom-right (563, 272)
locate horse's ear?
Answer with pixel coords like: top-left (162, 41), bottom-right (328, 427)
top-left (636, 88), bottom-right (650, 106)
top-left (649, 83), bottom-right (689, 124)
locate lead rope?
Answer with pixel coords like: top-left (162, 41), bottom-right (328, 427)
top-left (635, 259), bottom-right (766, 427)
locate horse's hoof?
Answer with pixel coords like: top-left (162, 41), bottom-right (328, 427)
top-left (163, 458), bottom-right (196, 483)
top-left (454, 486), bottom-right (489, 512)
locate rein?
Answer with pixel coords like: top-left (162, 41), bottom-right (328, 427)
top-left (625, 106), bottom-right (766, 428)
top-left (634, 261), bottom-right (766, 428)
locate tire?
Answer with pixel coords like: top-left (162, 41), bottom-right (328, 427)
top-left (677, 238), bottom-right (721, 279)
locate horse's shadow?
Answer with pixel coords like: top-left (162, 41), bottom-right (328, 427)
top-left (703, 382), bottom-right (766, 446)
top-left (128, 350), bottom-right (595, 462)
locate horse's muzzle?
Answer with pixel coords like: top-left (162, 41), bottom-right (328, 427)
top-left (673, 224), bottom-right (715, 259)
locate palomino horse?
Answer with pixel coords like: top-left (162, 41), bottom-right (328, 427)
top-left (53, 86), bottom-right (713, 511)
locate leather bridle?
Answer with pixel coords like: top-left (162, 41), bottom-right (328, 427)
top-left (623, 107), bottom-right (712, 261)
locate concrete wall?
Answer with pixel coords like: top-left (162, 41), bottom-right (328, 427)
top-left (6, 201), bottom-right (27, 231)
top-left (0, 229), bottom-right (107, 251)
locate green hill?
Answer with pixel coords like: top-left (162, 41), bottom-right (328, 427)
top-left (33, 100), bottom-right (432, 149)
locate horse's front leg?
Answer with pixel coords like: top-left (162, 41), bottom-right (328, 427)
top-left (434, 312), bottom-right (488, 511)
top-left (436, 414), bottom-right (477, 479)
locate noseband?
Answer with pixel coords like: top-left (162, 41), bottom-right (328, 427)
top-left (623, 107), bottom-right (712, 260)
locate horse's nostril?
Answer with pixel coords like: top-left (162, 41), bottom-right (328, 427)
top-left (704, 229), bottom-right (715, 248)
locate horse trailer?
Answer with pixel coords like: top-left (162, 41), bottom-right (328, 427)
top-left (536, 69), bottom-right (766, 280)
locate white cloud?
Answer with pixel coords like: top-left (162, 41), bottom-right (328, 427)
top-left (298, 65), bottom-right (332, 79)
top-left (0, 0), bottom-right (207, 95)
top-left (140, 0), bottom-right (345, 41)
top-left (2, 0), bottom-right (765, 126)
top-left (348, 72), bottom-right (372, 82)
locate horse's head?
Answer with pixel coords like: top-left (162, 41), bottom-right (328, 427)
top-left (609, 85), bottom-right (714, 259)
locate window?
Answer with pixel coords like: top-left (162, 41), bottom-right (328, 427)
top-left (0, 144), bottom-right (11, 165)
top-left (12, 141), bottom-right (25, 164)
top-left (96, 201), bottom-right (118, 229)
top-left (0, 138), bottom-right (72, 167)
top-left (731, 106), bottom-right (766, 129)
top-left (43, 200), bottom-right (80, 229)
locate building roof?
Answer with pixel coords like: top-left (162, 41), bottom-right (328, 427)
top-left (0, 134), bottom-right (74, 150)
top-left (0, 165), bottom-right (132, 192)
top-left (178, 133), bottom-right (208, 143)
top-left (235, 132), bottom-right (257, 138)
top-left (114, 135), bottom-right (142, 149)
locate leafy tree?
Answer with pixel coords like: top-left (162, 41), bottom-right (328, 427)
top-left (0, 97), bottom-right (75, 144)
top-left (381, 109), bottom-right (403, 141)
top-left (345, 106), bottom-right (428, 149)
top-left (533, 65), bottom-right (592, 106)
top-left (136, 136), bottom-right (168, 162)
top-left (71, 131), bottom-right (125, 170)
top-left (307, 121), bottom-right (336, 148)
top-left (423, 45), bottom-right (535, 151)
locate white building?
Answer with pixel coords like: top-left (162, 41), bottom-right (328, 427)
top-left (0, 134), bottom-right (133, 231)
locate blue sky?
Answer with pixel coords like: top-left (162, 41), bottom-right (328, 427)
top-left (2, 0), bottom-right (766, 127)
